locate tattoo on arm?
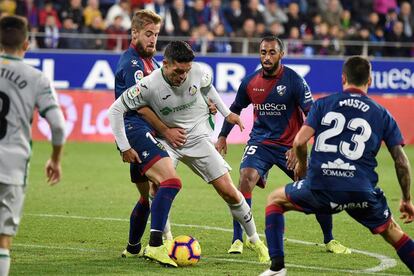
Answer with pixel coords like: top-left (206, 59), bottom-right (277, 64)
top-left (390, 145), bottom-right (412, 201)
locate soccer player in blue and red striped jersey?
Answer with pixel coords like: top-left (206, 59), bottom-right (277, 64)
top-left (216, 36), bottom-right (349, 255)
top-left (260, 56), bottom-right (414, 275)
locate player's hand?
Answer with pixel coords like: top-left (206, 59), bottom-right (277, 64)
top-left (226, 113), bottom-right (244, 132)
top-left (285, 149), bottom-right (297, 170)
top-left (122, 148), bottom-right (141, 163)
top-left (45, 159), bottom-right (62, 185)
top-left (215, 136), bottom-right (228, 155)
top-left (294, 162), bottom-right (307, 181)
top-left (399, 199), bottom-right (414, 224)
top-left (163, 128), bottom-right (187, 148)
top-left (208, 98), bottom-right (217, 115)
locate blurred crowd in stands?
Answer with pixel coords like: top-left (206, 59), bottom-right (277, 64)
top-left (1, 0), bottom-right (413, 56)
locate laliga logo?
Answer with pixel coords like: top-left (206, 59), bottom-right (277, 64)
top-left (38, 93), bottom-right (77, 139)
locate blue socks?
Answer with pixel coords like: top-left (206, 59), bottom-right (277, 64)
top-left (129, 197), bottom-right (150, 246)
top-left (315, 213), bottom-right (334, 244)
top-left (265, 204), bottom-right (285, 258)
top-left (394, 234), bottom-right (414, 273)
top-left (150, 178), bottom-right (182, 246)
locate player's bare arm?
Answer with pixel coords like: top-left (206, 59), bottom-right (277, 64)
top-left (137, 106), bottom-right (187, 148)
top-left (389, 145), bottom-right (414, 223)
top-left (293, 125), bottom-right (314, 180)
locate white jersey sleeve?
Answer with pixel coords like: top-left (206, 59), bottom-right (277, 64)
top-left (45, 108), bottom-right (66, 146)
top-left (119, 79), bottom-right (151, 111)
top-left (108, 77), bottom-right (153, 151)
top-left (108, 96), bottom-right (131, 152)
top-left (34, 75), bottom-right (66, 145)
top-left (199, 70), bottom-right (231, 118)
top-left (35, 75), bottom-right (60, 117)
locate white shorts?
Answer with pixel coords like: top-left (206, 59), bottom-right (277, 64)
top-left (0, 183), bottom-right (25, 236)
top-left (161, 137), bottom-right (231, 183)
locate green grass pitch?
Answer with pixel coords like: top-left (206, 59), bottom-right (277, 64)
top-left (10, 142), bottom-right (414, 275)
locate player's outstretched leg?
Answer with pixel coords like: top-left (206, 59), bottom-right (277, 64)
top-left (315, 214), bottom-right (351, 254)
top-left (212, 173), bottom-right (269, 263)
top-left (380, 219), bottom-right (414, 273)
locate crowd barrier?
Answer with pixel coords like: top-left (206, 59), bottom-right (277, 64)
top-left (32, 91), bottom-right (414, 145)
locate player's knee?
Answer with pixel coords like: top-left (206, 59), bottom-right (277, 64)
top-left (266, 187), bottom-right (288, 208)
top-left (380, 219), bottom-right (404, 245)
top-left (383, 219), bottom-right (402, 235)
top-left (239, 169), bottom-right (258, 192)
top-left (149, 168), bottom-right (178, 185)
top-left (239, 180), bottom-right (253, 193)
top-left (136, 181), bottom-right (150, 197)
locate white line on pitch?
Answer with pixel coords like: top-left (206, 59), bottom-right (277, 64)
top-left (25, 213), bottom-right (399, 274)
top-left (13, 243), bottom-right (107, 252)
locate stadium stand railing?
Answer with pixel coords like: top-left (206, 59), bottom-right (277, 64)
top-left (30, 32), bottom-right (414, 57)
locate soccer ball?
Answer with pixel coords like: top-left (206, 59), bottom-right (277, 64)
top-left (168, 235), bottom-right (201, 266)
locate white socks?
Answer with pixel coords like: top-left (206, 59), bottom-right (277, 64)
top-left (228, 192), bottom-right (259, 243)
top-left (162, 219), bottom-right (173, 241)
top-left (0, 248), bottom-right (10, 276)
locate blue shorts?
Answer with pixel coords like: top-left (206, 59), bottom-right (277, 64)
top-left (285, 180), bottom-right (392, 234)
top-left (240, 143), bottom-right (294, 188)
top-left (125, 123), bottom-right (169, 183)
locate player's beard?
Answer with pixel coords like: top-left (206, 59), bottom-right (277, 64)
top-left (136, 41), bottom-right (155, 58)
top-left (261, 60), bottom-right (280, 76)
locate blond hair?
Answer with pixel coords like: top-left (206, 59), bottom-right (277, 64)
top-left (131, 10), bottom-right (162, 31)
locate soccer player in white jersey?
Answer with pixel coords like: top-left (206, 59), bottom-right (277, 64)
top-left (108, 41), bottom-right (270, 263)
top-left (0, 16), bottom-right (66, 276)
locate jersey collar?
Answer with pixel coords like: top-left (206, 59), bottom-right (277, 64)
top-left (0, 54), bottom-right (22, 61)
top-left (343, 88), bottom-right (367, 96)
